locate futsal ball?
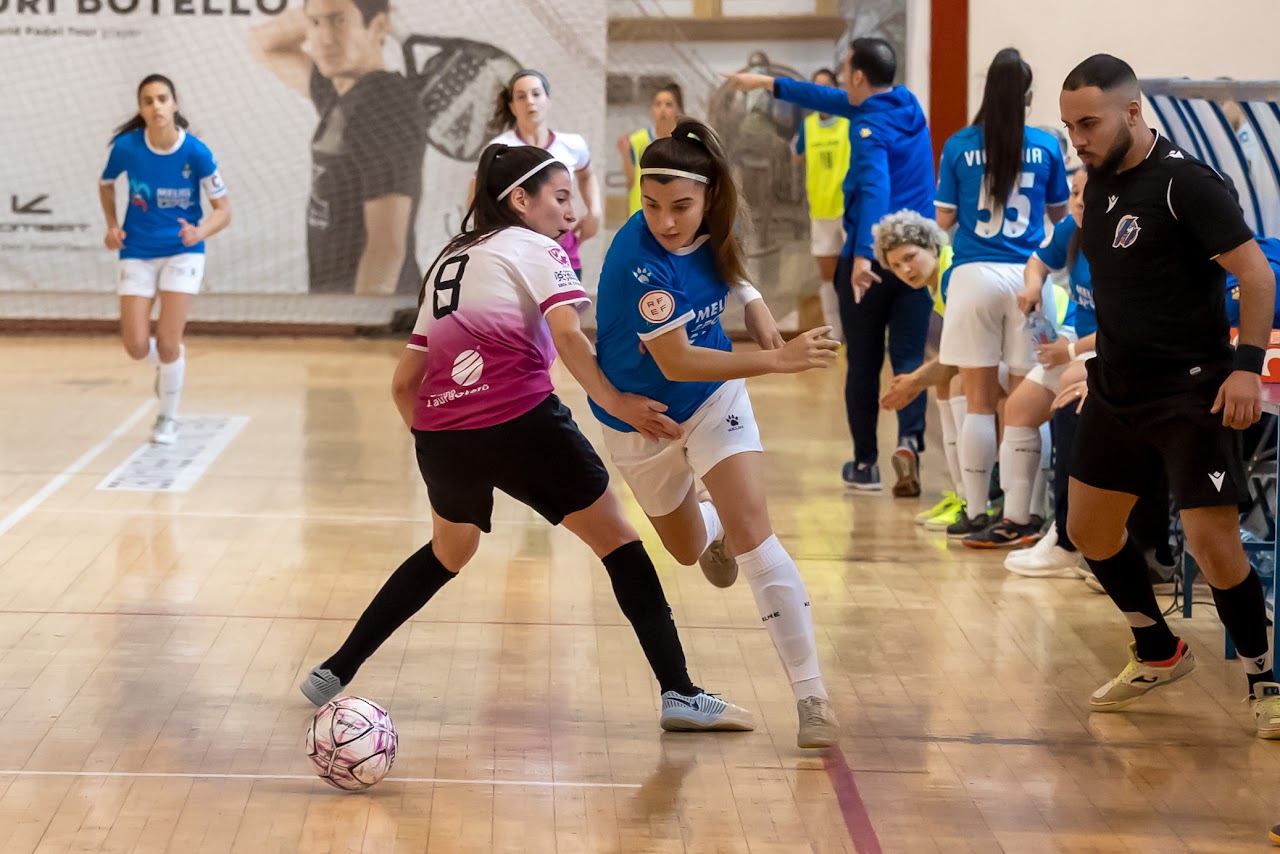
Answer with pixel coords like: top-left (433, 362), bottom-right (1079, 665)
top-left (451, 349), bottom-right (484, 386)
top-left (305, 696), bottom-right (398, 791)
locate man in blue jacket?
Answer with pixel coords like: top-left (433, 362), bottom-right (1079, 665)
top-left (728, 38), bottom-right (936, 494)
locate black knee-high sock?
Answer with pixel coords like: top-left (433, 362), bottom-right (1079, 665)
top-left (1086, 535), bottom-right (1179, 662)
top-left (1210, 569), bottom-right (1275, 692)
top-left (323, 542), bottom-right (457, 683)
top-left (602, 541), bottom-right (697, 696)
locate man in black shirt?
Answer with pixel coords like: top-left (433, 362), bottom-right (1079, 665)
top-left (1059, 55), bottom-right (1280, 737)
top-left (252, 0), bottom-right (426, 295)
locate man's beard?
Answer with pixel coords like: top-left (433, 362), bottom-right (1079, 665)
top-left (1087, 126), bottom-right (1135, 178)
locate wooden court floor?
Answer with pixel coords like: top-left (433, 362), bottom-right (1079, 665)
top-left (0, 335), bottom-right (1277, 853)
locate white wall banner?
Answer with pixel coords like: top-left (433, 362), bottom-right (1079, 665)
top-left (0, 0), bottom-right (605, 312)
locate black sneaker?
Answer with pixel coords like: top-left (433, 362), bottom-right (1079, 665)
top-left (947, 511), bottom-right (994, 539)
top-left (963, 519), bottom-right (1043, 549)
top-left (842, 461), bottom-right (882, 491)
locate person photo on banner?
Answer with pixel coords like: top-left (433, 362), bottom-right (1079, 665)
top-left (251, 0), bottom-right (427, 295)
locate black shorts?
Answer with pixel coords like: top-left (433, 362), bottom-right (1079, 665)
top-left (1071, 367), bottom-right (1247, 510)
top-left (414, 394), bottom-right (609, 532)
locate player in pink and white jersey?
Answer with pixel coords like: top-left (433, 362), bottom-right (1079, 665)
top-left (300, 144), bottom-right (753, 734)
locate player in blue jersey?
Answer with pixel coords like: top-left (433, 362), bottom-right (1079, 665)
top-left (592, 118), bottom-right (842, 749)
top-left (972, 169), bottom-right (1097, 557)
top-left (99, 75), bottom-right (231, 445)
top-left (934, 49), bottom-right (1070, 537)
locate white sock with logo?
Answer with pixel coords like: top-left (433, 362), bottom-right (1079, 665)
top-left (736, 535), bottom-right (825, 700)
top-left (998, 426), bottom-right (1042, 524)
top-left (936, 396), bottom-right (962, 491)
top-left (959, 412), bottom-right (997, 521)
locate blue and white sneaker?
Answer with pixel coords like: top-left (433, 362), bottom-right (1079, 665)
top-left (660, 690), bottom-right (755, 732)
top-left (842, 461), bottom-right (882, 491)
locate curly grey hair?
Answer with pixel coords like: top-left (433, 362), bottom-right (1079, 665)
top-left (872, 209), bottom-right (947, 267)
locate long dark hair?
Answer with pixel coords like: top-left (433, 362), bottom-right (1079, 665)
top-left (654, 82), bottom-right (685, 114)
top-left (112, 74), bottom-right (189, 142)
top-left (640, 118), bottom-right (751, 287)
top-left (972, 48), bottom-right (1032, 207)
top-left (487, 69), bottom-right (551, 137)
top-left (423, 144), bottom-right (568, 289)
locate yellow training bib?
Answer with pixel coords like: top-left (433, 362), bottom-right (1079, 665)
top-left (802, 114), bottom-right (850, 221)
top-left (627, 128), bottom-right (654, 216)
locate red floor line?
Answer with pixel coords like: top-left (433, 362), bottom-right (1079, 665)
top-left (825, 745), bottom-right (883, 854)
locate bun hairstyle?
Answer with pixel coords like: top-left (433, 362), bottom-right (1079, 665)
top-left (488, 69), bottom-right (552, 136)
top-left (421, 143), bottom-right (568, 295)
top-left (639, 117), bottom-right (751, 287)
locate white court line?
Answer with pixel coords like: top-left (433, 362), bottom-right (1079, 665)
top-left (0, 401), bottom-right (154, 538)
top-left (0, 770), bottom-right (638, 789)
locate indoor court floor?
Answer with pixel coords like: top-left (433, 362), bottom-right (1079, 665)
top-left (0, 335), bottom-right (1277, 853)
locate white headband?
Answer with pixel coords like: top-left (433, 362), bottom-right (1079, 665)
top-left (497, 158), bottom-right (559, 201)
top-left (640, 167), bottom-right (709, 184)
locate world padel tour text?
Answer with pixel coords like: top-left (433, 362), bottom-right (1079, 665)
top-left (0, 0), bottom-right (287, 14)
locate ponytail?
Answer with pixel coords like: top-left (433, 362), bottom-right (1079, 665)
top-left (972, 48), bottom-right (1032, 207)
top-left (639, 118), bottom-right (752, 287)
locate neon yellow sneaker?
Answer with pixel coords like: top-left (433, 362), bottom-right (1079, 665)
top-left (924, 496), bottom-right (967, 531)
top-left (915, 491), bottom-right (961, 525)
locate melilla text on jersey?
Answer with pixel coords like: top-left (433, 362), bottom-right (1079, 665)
top-left (688, 295), bottom-right (727, 341)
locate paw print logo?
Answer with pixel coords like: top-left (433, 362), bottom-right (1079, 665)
top-left (633, 266), bottom-right (651, 284)
top-left (725, 414), bottom-right (741, 430)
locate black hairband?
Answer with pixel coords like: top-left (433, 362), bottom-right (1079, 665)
top-left (507, 69), bottom-right (550, 96)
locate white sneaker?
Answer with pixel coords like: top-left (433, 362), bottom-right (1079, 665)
top-left (796, 696), bottom-right (838, 748)
top-left (150, 415), bottom-right (178, 445)
top-left (1004, 524), bottom-right (1081, 577)
top-left (1252, 682), bottom-right (1280, 739)
top-left (660, 690), bottom-right (755, 732)
top-left (1089, 640), bottom-right (1195, 711)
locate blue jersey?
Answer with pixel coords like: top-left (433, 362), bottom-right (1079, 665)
top-left (101, 129), bottom-right (225, 260)
top-left (1033, 216), bottom-right (1095, 337)
top-left (936, 125), bottom-right (1069, 265)
top-left (1226, 237), bottom-right (1280, 328)
top-left (591, 214), bottom-right (733, 432)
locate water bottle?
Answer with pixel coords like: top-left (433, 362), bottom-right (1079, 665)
top-left (1027, 310), bottom-right (1058, 346)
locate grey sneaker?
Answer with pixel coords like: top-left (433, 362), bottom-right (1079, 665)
top-left (1089, 640), bottom-right (1196, 712)
top-left (698, 539), bottom-right (738, 588)
top-left (797, 696), bottom-right (838, 748)
top-left (660, 690), bottom-right (755, 732)
top-left (1252, 682), bottom-right (1280, 739)
top-left (300, 666), bottom-right (347, 707)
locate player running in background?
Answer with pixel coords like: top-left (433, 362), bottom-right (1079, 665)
top-left (99, 74), bottom-right (231, 445)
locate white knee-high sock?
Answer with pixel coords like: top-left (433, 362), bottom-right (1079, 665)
top-left (145, 337), bottom-right (158, 364)
top-left (998, 426), bottom-right (1042, 524)
top-left (936, 396), bottom-right (962, 492)
top-left (158, 344), bottom-right (185, 419)
top-left (1030, 423), bottom-right (1052, 520)
top-left (737, 535), bottom-right (825, 700)
top-left (959, 412), bottom-right (997, 520)
top-left (698, 501), bottom-right (724, 553)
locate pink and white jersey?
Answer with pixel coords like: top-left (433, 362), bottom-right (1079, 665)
top-left (489, 129), bottom-right (591, 269)
top-left (408, 227), bottom-right (589, 431)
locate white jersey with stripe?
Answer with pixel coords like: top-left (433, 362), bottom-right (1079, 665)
top-left (407, 227), bottom-right (589, 431)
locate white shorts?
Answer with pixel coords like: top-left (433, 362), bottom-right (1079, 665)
top-left (1024, 351), bottom-right (1094, 394)
top-left (601, 379), bottom-right (763, 517)
top-left (118, 253), bottom-right (205, 298)
top-left (938, 261), bottom-right (1032, 373)
top-left (809, 218), bottom-right (846, 258)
